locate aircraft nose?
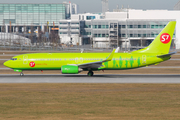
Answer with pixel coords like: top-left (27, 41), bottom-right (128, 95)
top-left (3, 60), bottom-right (11, 67)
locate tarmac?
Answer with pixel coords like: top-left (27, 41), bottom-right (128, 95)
top-left (0, 74), bottom-right (180, 83)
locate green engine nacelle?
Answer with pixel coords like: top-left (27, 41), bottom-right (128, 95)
top-left (14, 69), bottom-right (22, 72)
top-left (61, 65), bottom-right (79, 74)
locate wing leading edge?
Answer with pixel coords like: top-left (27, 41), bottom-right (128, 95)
top-left (78, 49), bottom-right (116, 69)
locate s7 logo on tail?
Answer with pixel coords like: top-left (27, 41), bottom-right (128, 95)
top-left (160, 33), bottom-right (171, 44)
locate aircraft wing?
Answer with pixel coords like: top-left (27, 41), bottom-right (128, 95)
top-left (78, 49), bottom-right (115, 69)
top-left (78, 61), bottom-right (104, 69)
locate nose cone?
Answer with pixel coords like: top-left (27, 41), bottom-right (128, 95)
top-left (3, 60), bottom-right (11, 68)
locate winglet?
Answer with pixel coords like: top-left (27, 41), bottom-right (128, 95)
top-left (115, 47), bottom-right (119, 53)
top-left (103, 49), bottom-right (116, 62)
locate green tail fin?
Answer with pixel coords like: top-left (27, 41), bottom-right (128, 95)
top-left (132, 21), bottom-right (176, 54)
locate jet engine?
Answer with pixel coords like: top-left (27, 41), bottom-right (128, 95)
top-left (61, 65), bottom-right (83, 74)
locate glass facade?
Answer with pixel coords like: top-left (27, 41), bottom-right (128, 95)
top-left (60, 19), bottom-right (176, 40)
top-left (59, 17), bottom-right (177, 48)
top-left (0, 3), bottom-right (67, 25)
top-left (124, 20), bottom-right (175, 38)
top-left (78, 20), bottom-right (175, 39)
top-left (76, 19), bottom-right (176, 47)
top-left (86, 16), bottom-right (95, 20)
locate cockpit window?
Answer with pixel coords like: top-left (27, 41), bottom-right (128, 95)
top-left (11, 58), bottom-right (17, 61)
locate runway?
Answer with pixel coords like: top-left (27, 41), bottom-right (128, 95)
top-left (0, 74), bottom-right (180, 83)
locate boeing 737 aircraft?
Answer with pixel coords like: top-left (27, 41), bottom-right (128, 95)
top-left (4, 21), bottom-right (176, 76)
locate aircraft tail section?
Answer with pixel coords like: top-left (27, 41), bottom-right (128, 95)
top-left (132, 21), bottom-right (176, 54)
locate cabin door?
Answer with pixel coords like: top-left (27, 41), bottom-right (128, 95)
top-left (142, 55), bottom-right (146, 64)
top-left (23, 55), bottom-right (28, 64)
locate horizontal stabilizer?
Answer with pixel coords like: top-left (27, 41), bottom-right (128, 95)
top-left (157, 51), bottom-right (177, 57)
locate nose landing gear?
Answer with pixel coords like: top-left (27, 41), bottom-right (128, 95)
top-left (87, 71), bottom-right (94, 76)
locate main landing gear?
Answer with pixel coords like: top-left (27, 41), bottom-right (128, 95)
top-left (20, 72), bottom-right (24, 76)
top-left (87, 71), bottom-right (94, 76)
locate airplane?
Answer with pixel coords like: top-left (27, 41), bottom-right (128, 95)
top-left (4, 21), bottom-right (176, 76)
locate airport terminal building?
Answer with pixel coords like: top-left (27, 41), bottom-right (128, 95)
top-left (0, 3), bottom-right (180, 50)
top-left (0, 3), bottom-right (78, 33)
top-left (59, 10), bottom-right (180, 49)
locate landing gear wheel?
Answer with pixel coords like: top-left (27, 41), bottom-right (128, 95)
top-left (20, 72), bottom-right (24, 76)
top-left (87, 71), bottom-right (94, 76)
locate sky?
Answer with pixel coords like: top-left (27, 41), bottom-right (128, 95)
top-left (0, 0), bottom-right (179, 13)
